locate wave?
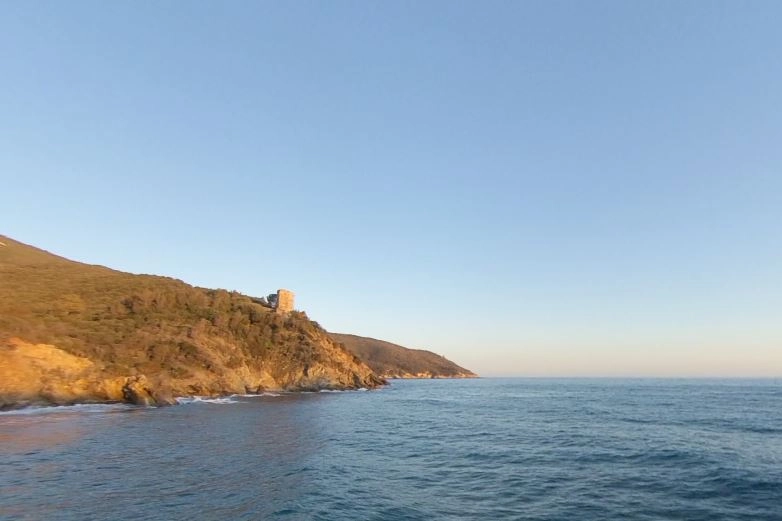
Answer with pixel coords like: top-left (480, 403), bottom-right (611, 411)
top-left (320, 388), bottom-right (369, 393)
top-left (175, 396), bottom-right (240, 405)
top-left (177, 387), bottom-right (372, 403)
top-left (230, 392), bottom-right (282, 398)
top-left (175, 392), bottom-right (284, 404)
top-left (0, 403), bottom-right (135, 416)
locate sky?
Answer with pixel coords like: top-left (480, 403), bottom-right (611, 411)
top-left (2, 1), bottom-right (781, 377)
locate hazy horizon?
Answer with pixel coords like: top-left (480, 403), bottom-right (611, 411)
top-left (2, 2), bottom-right (781, 377)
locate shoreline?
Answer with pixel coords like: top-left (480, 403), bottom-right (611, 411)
top-left (0, 386), bottom-right (383, 413)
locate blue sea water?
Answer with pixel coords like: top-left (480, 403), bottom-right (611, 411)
top-left (1, 378), bottom-right (781, 520)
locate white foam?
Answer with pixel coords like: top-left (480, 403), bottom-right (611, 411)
top-left (0, 403), bottom-right (134, 416)
top-left (175, 396), bottom-right (239, 405)
top-left (228, 392), bottom-right (282, 398)
top-left (320, 387), bottom-right (369, 393)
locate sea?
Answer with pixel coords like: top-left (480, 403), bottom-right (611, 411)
top-left (1, 378), bottom-right (781, 521)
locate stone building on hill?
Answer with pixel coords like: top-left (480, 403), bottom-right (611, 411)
top-left (273, 289), bottom-right (294, 314)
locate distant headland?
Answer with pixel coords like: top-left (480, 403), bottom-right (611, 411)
top-left (330, 333), bottom-right (476, 379)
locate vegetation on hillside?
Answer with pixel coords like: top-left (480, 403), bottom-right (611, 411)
top-left (330, 333), bottom-right (476, 378)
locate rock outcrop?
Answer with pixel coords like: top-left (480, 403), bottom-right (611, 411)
top-left (0, 338), bottom-right (177, 408)
top-left (121, 375), bottom-right (176, 407)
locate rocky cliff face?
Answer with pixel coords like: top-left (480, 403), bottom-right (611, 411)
top-left (0, 235), bottom-right (384, 409)
top-left (0, 338), bottom-right (177, 408)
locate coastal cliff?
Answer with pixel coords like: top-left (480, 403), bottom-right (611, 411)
top-left (330, 333), bottom-right (477, 379)
top-left (0, 235), bottom-right (384, 409)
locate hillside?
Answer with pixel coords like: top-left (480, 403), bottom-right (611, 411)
top-left (0, 235), bottom-right (384, 409)
top-left (330, 333), bottom-right (476, 379)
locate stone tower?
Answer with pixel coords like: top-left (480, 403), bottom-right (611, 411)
top-left (275, 289), bottom-right (295, 314)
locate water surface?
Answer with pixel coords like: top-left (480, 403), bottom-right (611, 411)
top-left (1, 379), bottom-right (781, 520)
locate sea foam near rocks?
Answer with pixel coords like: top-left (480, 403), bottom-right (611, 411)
top-left (0, 403), bottom-right (135, 416)
top-left (175, 396), bottom-right (240, 405)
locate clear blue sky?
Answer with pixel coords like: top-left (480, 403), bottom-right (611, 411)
top-left (2, 1), bottom-right (781, 376)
